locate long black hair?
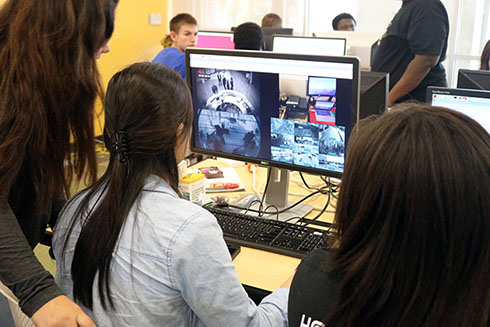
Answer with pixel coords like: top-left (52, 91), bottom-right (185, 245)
top-left (327, 104), bottom-right (490, 326)
top-left (63, 62), bottom-right (193, 310)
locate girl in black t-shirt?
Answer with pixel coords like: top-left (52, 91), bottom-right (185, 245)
top-left (288, 103), bottom-right (490, 327)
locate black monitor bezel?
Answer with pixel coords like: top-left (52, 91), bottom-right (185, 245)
top-left (272, 35), bottom-right (347, 56)
top-left (185, 47), bottom-right (360, 178)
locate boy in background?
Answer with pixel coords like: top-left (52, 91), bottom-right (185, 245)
top-left (153, 13), bottom-right (198, 81)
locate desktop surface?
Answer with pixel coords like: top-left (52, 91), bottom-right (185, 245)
top-left (427, 86), bottom-right (490, 134)
top-left (191, 158), bottom-right (335, 290)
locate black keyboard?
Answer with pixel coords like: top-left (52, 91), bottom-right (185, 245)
top-left (205, 206), bottom-right (331, 258)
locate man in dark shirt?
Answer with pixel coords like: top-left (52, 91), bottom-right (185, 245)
top-left (371, 0), bottom-right (449, 105)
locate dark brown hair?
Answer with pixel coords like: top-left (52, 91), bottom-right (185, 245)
top-left (65, 62), bottom-right (193, 310)
top-left (170, 13), bottom-right (197, 33)
top-left (326, 104), bottom-right (490, 326)
top-left (261, 13), bottom-right (282, 28)
top-left (0, 0), bottom-right (118, 211)
top-left (480, 40), bottom-right (490, 70)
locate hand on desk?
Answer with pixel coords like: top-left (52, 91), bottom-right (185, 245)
top-left (31, 295), bottom-right (95, 327)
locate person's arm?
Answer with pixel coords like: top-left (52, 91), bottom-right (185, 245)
top-left (170, 210), bottom-right (289, 327)
top-left (388, 54), bottom-right (439, 106)
top-left (0, 198), bottom-right (94, 327)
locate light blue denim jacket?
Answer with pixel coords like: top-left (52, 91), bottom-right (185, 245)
top-left (53, 175), bottom-right (289, 326)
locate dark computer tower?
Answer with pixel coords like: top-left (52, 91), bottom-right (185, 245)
top-left (359, 71), bottom-right (389, 120)
top-left (457, 69), bottom-right (490, 90)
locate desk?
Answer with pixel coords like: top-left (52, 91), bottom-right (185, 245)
top-left (190, 158), bottom-right (336, 291)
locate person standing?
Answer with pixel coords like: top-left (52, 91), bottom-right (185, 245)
top-left (152, 13), bottom-right (198, 81)
top-left (371, 0), bottom-right (449, 105)
top-left (0, 0), bottom-right (118, 326)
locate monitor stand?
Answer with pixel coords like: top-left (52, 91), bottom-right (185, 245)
top-left (248, 167), bottom-right (313, 222)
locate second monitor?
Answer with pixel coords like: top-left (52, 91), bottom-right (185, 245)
top-left (272, 35), bottom-right (347, 56)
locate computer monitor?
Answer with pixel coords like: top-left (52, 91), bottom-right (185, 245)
top-left (262, 27), bottom-right (293, 51)
top-left (196, 30), bottom-right (235, 49)
top-left (272, 35), bottom-right (346, 56)
top-left (427, 86), bottom-right (490, 134)
top-left (359, 71), bottom-right (389, 120)
top-left (457, 69), bottom-right (490, 91)
top-left (185, 48), bottom-right (360, 209)
top-left (313, 31), bottom-right (380, 70)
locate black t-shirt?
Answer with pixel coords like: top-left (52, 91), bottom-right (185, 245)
top-left (288, 248), bottom-right (339, 327)
top-left (371, 0), bottom-right (449, 103)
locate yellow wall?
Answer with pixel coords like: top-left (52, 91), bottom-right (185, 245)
top-left (95, 0), bottom-right (168, 134)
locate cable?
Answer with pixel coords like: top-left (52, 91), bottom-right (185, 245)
top-left (302, 185), bottom-right (332, 229)
top-left (228, 188), bottom-right (324, 215)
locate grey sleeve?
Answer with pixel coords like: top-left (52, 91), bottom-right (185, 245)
top-left (0, 199), bottom-right (63, 317)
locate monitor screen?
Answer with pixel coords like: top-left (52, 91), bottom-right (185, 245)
top-left (427, 87), bottom-right (490, 134)
top-left (196, 31), bottom-right (235, 49)
top-left (457, 69), bottom-right (490, 91)
top-left (313, 31), bottom-right (380, 70)
top-left (185, 48), bottom-right (360, 177)
top-left (272, 35), bottom-right (346, 56)
top-left (262, 27), bottom-right (293, 51)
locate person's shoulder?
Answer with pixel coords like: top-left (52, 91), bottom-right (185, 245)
top-left (139, 181), bottom-right (215, 229)
top-left (410, 0), bottom-right (447, 15)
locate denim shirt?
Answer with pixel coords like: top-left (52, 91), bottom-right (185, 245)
top-left (53, 175), bottom-right (288, 326)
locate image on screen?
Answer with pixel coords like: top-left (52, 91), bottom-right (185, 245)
top-left (307, 76), bottom-right (337, 96)
top-left (194, 69), bottom-right (262, 155)
top-left (187, 50), bottom-right (358, 176)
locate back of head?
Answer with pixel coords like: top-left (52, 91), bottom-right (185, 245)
top-left (261, 13), bottom-right (282, 28)
top-left (69, 62), bottom-right (193, 310)
top-left (332, 13), bottom-right (356, 30)
top-left (169, 12), bottom-right (197, 33)
top-left (480, 40), bottom-right (490, 70)
top-left (0, 0), bottom-right (118, 210)
top-left (329, 103), bottom-right (490, 326)
top-left (234, 22), bottom-right (263, 50)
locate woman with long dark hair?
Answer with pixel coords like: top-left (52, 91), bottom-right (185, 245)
top-left (288, 104), bottom-right (490, 327)
top-left (53, 62), bottom-right (289, 326)
top-left (0, 0), bottom-right (118, 326)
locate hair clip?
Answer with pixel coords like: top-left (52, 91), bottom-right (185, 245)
top-left (112, 130), bottom-right (129, 163)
